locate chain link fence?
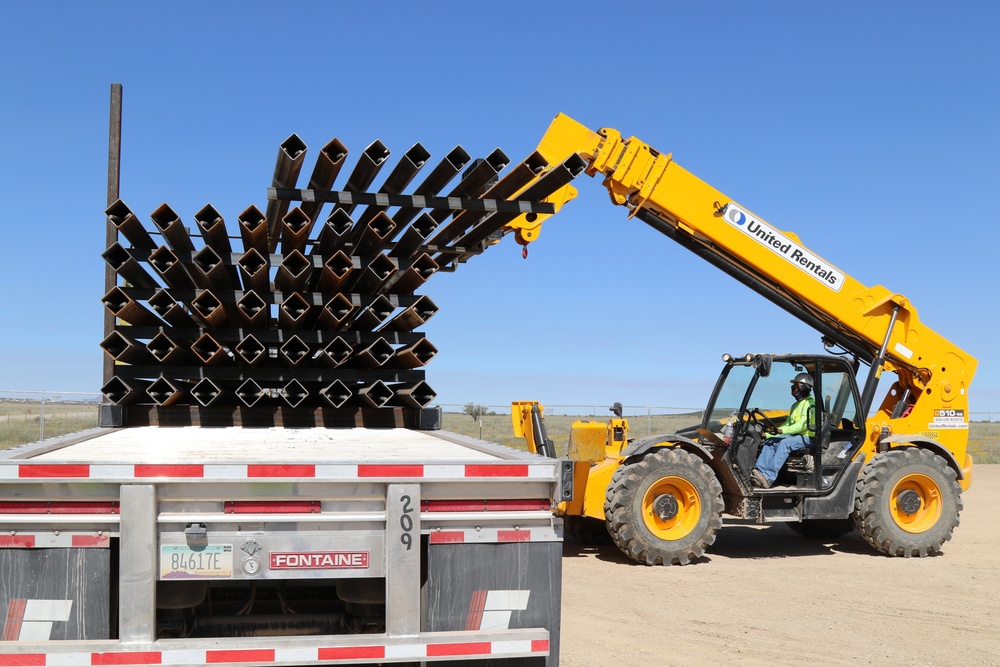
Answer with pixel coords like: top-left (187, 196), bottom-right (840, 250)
top-left (2, 393), bottom-right (998, 463)
top-left (0, 390), bottom-right (103, 450)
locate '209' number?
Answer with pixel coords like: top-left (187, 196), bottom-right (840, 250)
top-left (400, 494), bottom-right (414, 551)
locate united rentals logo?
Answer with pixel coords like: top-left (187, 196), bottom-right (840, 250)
top-left (269, 551), bottom-right (370, 569)
top-left (722, 203), bottom-right (845, 291)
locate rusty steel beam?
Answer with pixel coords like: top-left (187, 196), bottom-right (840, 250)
top-left (102, 242), bottom-right (159, 289)
top-left (377, 295), bottom-right (438, 331)
top-left (191, 378), bottom-right (225, 407)
top-left (191, 289), bottom-right (230, 327)
top-left (391, 145), bottom-right (471, 227)
top-left (318, 293), bottom-right (355, 330)
top-left (236, 291), bottom-right (270, 329)
top-left (347, 211), bottom-right (396, 258)
top-left (239, 205), bottom-right (268, 255)
top-left (147, 332), bottom-right (195, 365)
top-left (389, 380), bottom-right (436, 408)
top-left (151, 203), bottom-right (195, 254)
top-left (147, 375), bottom-right (187, 407)
top-left (351, 337), bottom-right (394, 368)
top-left (318, 336), bottom-right (353, 368)
top-left (390, 213), bottom-right (438, 259)
top-left (101, 376), bottom-right (150, 406)
top-left (428, 151), bottom-right (548, 250)
top-left (335, 139), bottom-right (390, 217)
top-left (235, 335), bottom-right (267, 367)
top-left (266, 134), bottom-right (308, 250)
top-left (348, 295), bottom-right (395, 331)
top-left (390, 338), bottom-right (438, 369)
top-left (192, 333), bottom-right (231, 366)
top-left (236, 378), bottom-right (265, 407)
top-left (148, 288), bottom-right (197, 327)
top-left (149, 245), bottom-right (196, 289)
top-left (350, 254), bottom-right (397, 294)
top-left (319, 380), bottom-right (353, 408)
top-left (278, 206), bottom-right (312, 255)
top-left (316, 208), bottom-right (354, 256)
top-left (280, 336), bottom-right (312, 368)
top-left (298, 137), bottom-right (349, 226)
top-left (427, 148), bottom-right (509, 223)
top-left (355, 142), bottom-right (431, 227)
top-left (106, 200), bottom-right (156, 250)
top-left (103, 286), bottom-right (163, 327)
top-left (452, 153), bottom-right (587, 251)
top-left (237, 248), bottom-right (270, 295)
top-left (356, 380), bottom-right (393, 408)
top-left (282, 379), bottom-right (309, 407)
top-left (382, 253), bottom-right (437, 295)
top-left (100, 330), bottom-right (153, 365)
top-left (278, 292), bottom-right (311, 329)
top-left (317, 250), bottom-right (354, 293)
top-left (194, 204), bottom-right (241, 287)
top-left (275, 249), bottom-right (311, 292)
top-left (191, 245), bottom-right (234, 292)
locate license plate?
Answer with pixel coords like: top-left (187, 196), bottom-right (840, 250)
top-left (160, 544), bottom-right (233, 579)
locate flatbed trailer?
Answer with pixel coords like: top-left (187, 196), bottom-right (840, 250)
top-left (0, 425), bottom-right (566, 666)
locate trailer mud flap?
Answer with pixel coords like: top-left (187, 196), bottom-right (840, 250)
top-left (0, 548), bottom-right (110, 640)
top-left (423, 541), bottom-right (561, 666)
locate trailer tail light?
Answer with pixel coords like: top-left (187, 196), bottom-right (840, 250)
top-left (224, 500), bottom-right (320, 514)
top-left (0, 501), bottom-right (120, 514)
top-left (421, 499), bottom-right (551, 512)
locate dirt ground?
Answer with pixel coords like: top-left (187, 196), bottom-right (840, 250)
top-left (559, 464), bottom-right (1000, 667)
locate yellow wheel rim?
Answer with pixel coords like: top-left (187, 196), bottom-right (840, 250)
top-left (890, 472), bottom-right (942, 534)
top-left (642, 476), bottom-right (701, 541)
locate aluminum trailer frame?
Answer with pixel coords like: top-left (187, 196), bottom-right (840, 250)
top-left (1, 427), bottom-right (568, 666)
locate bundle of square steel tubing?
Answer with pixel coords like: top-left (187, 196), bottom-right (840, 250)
top-left (100, 132), bottom-right (579, 425)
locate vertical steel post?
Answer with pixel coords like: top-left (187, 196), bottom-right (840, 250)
top-left (385, 483), bottom-right (421, 637)
top-left (119, 484), bottom-right (157, 643)
top-left (104, 83), bottom-right (123, 390)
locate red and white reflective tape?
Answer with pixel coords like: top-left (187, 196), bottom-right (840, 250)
top-left (0, 532), bottom-right (110, 549)
top-left (0, 638), bottom-right (549, 665)
top-left (428, 526), bottom-right (560, 544)
top-left (0, 462), bottom-right (557, 482)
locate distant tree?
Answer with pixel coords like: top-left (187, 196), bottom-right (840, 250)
top-left (463, 403), bottom-right (489, 422)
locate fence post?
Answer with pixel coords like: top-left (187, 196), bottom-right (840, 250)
top-left (39, 391), bottom-right (46, 441)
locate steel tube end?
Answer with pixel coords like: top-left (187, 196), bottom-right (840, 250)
top-left (319, 336), bottom-right (353, 368)
top-left (318, 293), bottom-right (355, 330)
top-left (391, 381), bottom-right (437, 408)
top-left (192, 333), bottom-right (230, 366)
top-left (191, 378), bottom-right (224, 407)
top-left (106, 199), bottom-right (156, 250)
top-left (237, 290), bottom-right (270, 329)
top-left (357, 380), bottom-right (393, 408)
top-left (320, 380), bottom-right (353, 408)
top-left (239, 205), bottom-right (268, 254)
top-left (280, 335), bottom-right (311, 367)
top-left (235, 335), bottom-right (267, 367)
top-left (101, 376), bottom-right (150, 405)
top-left (278, 292), bottom-right (312, 329)
top-left (236, 378), bottom-right (265, 407)
top-left (148, 375), bottom-right (186, 406)
top-left (282, 379), bottom-right (309, 408)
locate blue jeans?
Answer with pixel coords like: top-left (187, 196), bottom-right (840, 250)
top-left (755, 434), bottom-right (811, 484)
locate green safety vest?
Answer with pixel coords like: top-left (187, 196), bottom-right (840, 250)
top-left (778, 396), bottom-right (815, 437)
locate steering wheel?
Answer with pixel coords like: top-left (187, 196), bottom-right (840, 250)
top-left (749, 408), bottom-right (780, 435)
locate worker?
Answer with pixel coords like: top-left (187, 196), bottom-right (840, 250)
top-left (750, 373), bottom-right (815, 488)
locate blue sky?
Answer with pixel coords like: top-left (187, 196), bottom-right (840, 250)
top-left (1, 2), bottom-right (997, 412)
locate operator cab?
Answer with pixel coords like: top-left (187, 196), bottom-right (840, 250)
top-left (704, 353), bottom-right (866, 492)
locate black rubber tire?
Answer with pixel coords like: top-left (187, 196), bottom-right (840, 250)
top-left (563, 515), bottom-right (612, 544)
top-left (853, 447), bottom-right (962, 558)
top-left (785, 518), bottom-right (855, 540)
top-left (605, 448), bottom-right (723, 566)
